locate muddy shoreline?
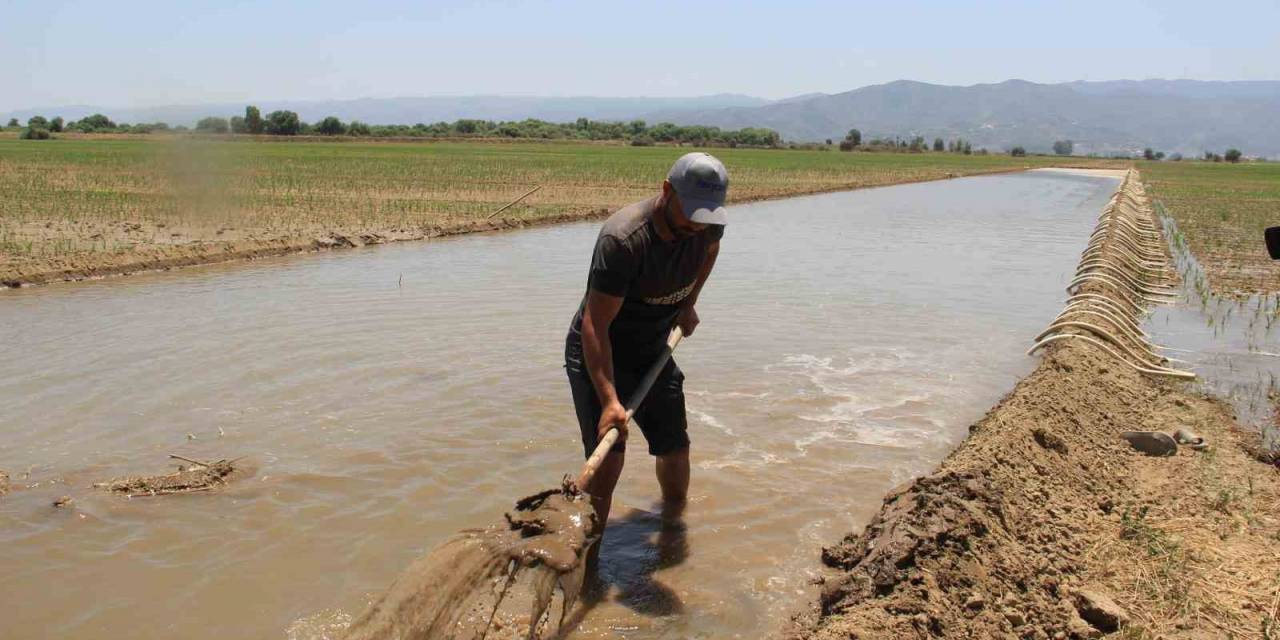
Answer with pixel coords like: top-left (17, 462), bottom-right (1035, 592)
top-left (3, 166), bottom-right (1054, 289)
top-left (786, 172), bottom-right (1280, 638)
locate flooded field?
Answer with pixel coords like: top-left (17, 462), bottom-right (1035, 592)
top-left (1, 171), bottom-right (1121, 639)
top-left (1147, 213), bottom-right (1280, 445)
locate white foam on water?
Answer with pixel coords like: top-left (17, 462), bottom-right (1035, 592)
top-left (768, 348), bottom-right (953, 452)
top-left (688, 406), bottom-right (736, 436)
top-left (689, 389), bottom-right (773, 400)
top-left (285, 608), bottom-right (352, 640)
top-left (698, 442), bottom-right (787, 470)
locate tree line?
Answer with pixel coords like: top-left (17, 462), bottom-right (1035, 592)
top-left (5, 111), bottom-right (1260, 161)
top-left (8, 113), bottom-right (173, 137)
top-left (832, 129), bottom-right (984, 155)
top-left (202, 107), bottom-right (784, 146)
top-left (7, 106), bottom-right (783, 148)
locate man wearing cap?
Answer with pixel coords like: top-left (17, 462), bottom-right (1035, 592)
top-left (565, 152), bottom-right (729, 538)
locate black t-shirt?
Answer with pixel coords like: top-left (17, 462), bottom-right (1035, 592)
top-left (567, 196), bottom-right (723, 361)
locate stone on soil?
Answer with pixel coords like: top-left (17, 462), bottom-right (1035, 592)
top-left (1072, 589), bottom-right (1127, 632)
top-left (1120, 431), bottom-right (1177, 457)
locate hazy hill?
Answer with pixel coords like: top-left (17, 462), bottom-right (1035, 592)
top-left (643, 79), bottom-right (1280, 156)
top-left (1, 94), bottom-right (768, 130)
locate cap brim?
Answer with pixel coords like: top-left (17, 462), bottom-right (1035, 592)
top-left (686, 201), bottom-right (728, 225)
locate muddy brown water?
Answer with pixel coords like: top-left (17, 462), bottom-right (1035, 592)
top-left (1, 171), bottom-right (1122, 639)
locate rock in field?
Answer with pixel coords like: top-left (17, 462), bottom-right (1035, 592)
top-left (1072, 589), bottom-right (1128, 632)
top-left (1120, 431), bottom-right (1177, 456)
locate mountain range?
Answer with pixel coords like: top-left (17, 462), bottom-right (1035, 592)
top-left (6, 80), bottom-right (1278, 156)
top-left (645, 80), bottom-right (1280, 156)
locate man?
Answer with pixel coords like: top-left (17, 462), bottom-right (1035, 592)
top-left (565, 152), bottom-right (728, 538)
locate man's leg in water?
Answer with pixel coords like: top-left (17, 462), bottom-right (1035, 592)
top-left (586, 449), bottom-right (625, 532)
top-left (656, 447), bottom-right (690, 569)
top-left (655, 447), bottom-right (689, 505)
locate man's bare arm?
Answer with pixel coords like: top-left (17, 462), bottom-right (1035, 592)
top-left (676, 240), bottom-right (720, 336)
top-left (581, 289), bottom-right (630, 443)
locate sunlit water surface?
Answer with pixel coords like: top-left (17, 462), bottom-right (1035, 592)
top-left (0, 172), bottom-right (1121, 639)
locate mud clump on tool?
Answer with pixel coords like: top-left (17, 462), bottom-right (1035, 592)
top-left (95, 455), bottom-right (239, 497)
top-left (343, 479), bottom-right (600, 640)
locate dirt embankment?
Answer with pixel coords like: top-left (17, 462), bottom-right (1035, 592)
top-left (787, 173), bottom-right (1280, 638)
top-left (1, 209), bottom-right (611, 288)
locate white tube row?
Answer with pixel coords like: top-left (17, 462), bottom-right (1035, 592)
top-left (1028, 170), bottom-right (1196, 379)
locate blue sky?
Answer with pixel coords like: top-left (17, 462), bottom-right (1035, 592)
top-left (4, 0), bottom-right (1278, 111)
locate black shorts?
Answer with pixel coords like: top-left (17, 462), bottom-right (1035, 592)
top-left (565, 339), bottom-right (689, 458)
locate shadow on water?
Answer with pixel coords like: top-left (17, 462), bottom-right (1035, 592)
top-left (553, 501), bottom-right (689, 637)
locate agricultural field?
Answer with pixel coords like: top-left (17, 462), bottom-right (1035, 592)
top-left (1140, 160), bottom-right (1280, 295)
top-left (0, 134), bottom-right (1125, 285)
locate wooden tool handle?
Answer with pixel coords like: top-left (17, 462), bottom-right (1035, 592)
top-left (576, 325), bottom-right (684, 490)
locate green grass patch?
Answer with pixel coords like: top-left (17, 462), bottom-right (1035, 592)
top-left (1140, 160), bottom-right (1280, 294)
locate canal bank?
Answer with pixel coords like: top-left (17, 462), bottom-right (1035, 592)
top-left (788, 172), bottom-right (1280, 639)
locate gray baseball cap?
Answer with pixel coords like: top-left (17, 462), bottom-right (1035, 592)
top-left (667, 152), bottom-right (729, 225)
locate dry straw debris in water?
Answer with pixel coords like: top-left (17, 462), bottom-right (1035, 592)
top-left (95, 454), bottom-right (239, 497)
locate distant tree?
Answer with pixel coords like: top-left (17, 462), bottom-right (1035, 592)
top-left (20, 127), bottom-right (51, 140)
top-left (909, 136), bottom-right (925, 152)
top-left (1142, 148), bottom-right (1156, 160)
top-left (49, 116), bottom-right (64, 132)
top-left (245, 105), bottom-right (264, 134)
top-left (845, 128), bottom-right (861, 147)
top-left (626, 119), bottom-right (646, 136)
top-left (5, 118), bottom-right (17, 128)
top-left (1169, 153), bottom-right (1183, 162)
top-left (195, 116), bottom-right (230, 134)
top-left (962, 142), bottom-right (971, 155)
top-left (933, 137), bottom-right (944, 152)
top-left (230, 116), bottom-right (246, 133)
top-left (825, 138), bottom-right (833, 146)
top-left (1224, 148), bottom-right (1242, 163)
top-left (1053, 140), bottom-right (1074, 156)
top-left (1155, 151), bottom-right (1165, 160)
top-left (1010, 146), bottom-right (1026, 157)
top-left (315, 116), bottom-right (346, 135)
top-left (838, 140), bottom-right (855, 152)
top-left (264, 110), bottom-right (301, 135)
top-left (347, 120), bottom-right (371, 136)
top-left (27, 115), bottom-right (49, 129)
top-left (77, 113), bottom-right (115, 131)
